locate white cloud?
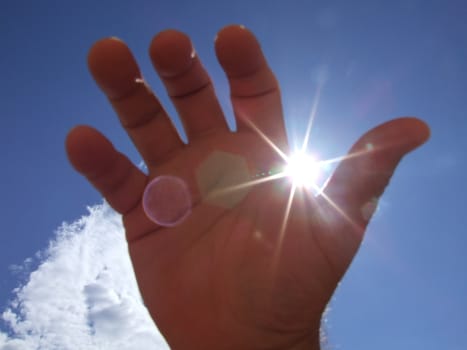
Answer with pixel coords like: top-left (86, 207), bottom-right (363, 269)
top-left (0, 203), bottom-right (169, 350)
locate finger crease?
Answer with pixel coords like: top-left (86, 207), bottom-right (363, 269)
top-left (106, 163), bottom-right (135, 196)
top-left (170, 81), bottom-right (211, 99)
top-left (122, 107), bottom-right (165, 130)
top-left (89, 155), bottom-right (132, 194)
top-left (108, 81), bottom-right (148, 103)
top-left (126, 220), bottom-right (163, 244)
top-left (231, 86), bottom-right (278, 99)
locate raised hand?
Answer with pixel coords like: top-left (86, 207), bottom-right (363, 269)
top-left (66, 25), bottom-right (429, 350)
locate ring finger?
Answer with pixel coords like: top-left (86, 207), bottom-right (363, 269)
top-left (88, 37), bottom-right (184, 166)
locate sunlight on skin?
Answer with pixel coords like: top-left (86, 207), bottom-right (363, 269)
top-left (132, 78), bottom-right (380, 255)
top-left (319, 148), bottom-right (373, 167)
top-left (203, 86), bottom-right (377, 269)
top-left (242, 117), bottom-right (289, 162)
top-left (262, 128), bottom-right (369, 234)
top-left (272, 183), bottom-right (297, 273)
top-left (207, 172), bottom-right (287, 199)
top-left (138, 69), bottom-right (380, 280)
top-left (313, 185), bottom-right (364, 235)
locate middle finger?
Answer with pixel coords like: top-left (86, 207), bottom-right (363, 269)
top-left (149, 30), bottom-right (229, 141)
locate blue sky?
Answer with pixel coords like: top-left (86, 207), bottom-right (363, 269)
top-left (1, 0), bottom-right (466, 349)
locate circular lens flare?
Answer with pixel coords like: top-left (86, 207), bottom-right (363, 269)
top-left (143, 175), bottom-right (192, 227)
top-left (285, 152), bottom-right (321, 188)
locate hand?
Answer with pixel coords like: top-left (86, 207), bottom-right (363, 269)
top-left (66, 25), bottom-right (429, 350)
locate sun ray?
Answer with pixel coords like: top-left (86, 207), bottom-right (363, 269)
top-left (301, 82), bottom-right (323, 153)
top-left (207, 172), bottom-right (288, 199)
top-left (242, 117), bottom-right (289, 162)
top-left (318, 147), bottom-right (372, 166)
top-left (224, 92), bottom-right (366, 250)
top-left (312, 183), bottom-right (363, 235)
top-left (272, 183), bottom-right (297, 272)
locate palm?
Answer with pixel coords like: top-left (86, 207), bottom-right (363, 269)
top-left (67, 26), bottom-right (429, 350)
top-left (129, 128), bottom-right (333, 349)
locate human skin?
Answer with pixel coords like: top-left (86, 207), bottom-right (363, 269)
top-left (66, 25), bottom-right (430, 350)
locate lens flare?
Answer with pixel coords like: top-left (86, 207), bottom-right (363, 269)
top-left (143, 175), bottom-right (192, 227)
top-left (284, 152), bottom-right (321, 188)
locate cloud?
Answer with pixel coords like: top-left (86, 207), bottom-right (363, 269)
top-left (0, 203), bottom-right (169, 350)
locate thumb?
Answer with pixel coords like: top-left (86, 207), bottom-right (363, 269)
top-left (322, 117), bottom-right (430, 237)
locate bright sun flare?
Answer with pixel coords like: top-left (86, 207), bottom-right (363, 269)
top-left (284, 152), bottom-right (322, 188)
top-left (223, 83), bottom-right (369, 270)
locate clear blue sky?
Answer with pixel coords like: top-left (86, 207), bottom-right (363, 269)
top-left (1, 0), bottom-right (466, 349)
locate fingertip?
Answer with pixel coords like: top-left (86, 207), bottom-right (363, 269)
top-left (323, 117), bottom-right (430, 232)
top-left (66, 126), bottom-right (118, 178)
top-left (214, 24), bottom-right (249, 42)
top-left (355, 117), bottom-right (430, 157)
top-left (405, 116), bottom-right (431, 146)
top-left (87, 37), bottom-right (141, 99)
top-left (149, 30), bottom-right (194, 78)
top-left (66, 126), bottom-right (147, 214)
top-left (215, 24), bottom-right (264, 77)
top-left (385, 116), bottom-right (431, 152)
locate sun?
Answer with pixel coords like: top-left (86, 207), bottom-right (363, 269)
top-left (284, 152), bottom-right (322, 189)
